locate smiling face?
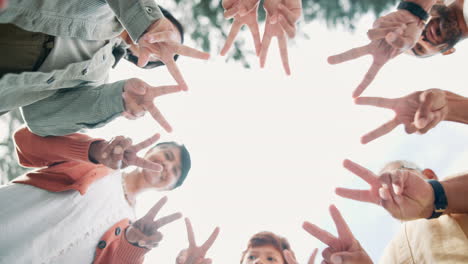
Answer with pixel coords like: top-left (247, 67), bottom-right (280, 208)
top-left (242, 246), bottom-right (285, 264)
top-left (142, 143), bottom-right (182, 190)
top-left (409, 4), bottom-right (462, 57)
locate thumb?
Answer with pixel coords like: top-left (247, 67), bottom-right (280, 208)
top-left (125, 79), bottom-right (147, 95)
top-left (330, 251), bottom-right (368, 264)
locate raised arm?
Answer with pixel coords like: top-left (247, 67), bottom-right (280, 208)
top-left (13, 127), bottom-right (98, 168)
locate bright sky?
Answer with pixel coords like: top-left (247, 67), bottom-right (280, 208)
top-left (89, 8), bottom-right (468, 264)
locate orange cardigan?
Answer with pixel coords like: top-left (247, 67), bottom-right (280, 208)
top-left (12, 127), bottom-right (149, 264)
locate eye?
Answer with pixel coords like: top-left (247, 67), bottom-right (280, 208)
top-left (248, 255), bottom-right (256, 260)
top-left (436, 28), bottom-right (441, 36)
top-left (164, 152), bottom-right (170, 160)
top-left (267, 256), bottom-right (276, 261)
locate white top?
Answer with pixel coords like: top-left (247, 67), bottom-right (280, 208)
top-left (0, 171), bottom-right (135, 264)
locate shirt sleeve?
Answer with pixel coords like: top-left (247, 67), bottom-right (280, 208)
top-left (13, 127), bottom-right (100, 168)
top-left (21, 80), bottom-right (126, 137)
top-left (105, 0), bottom-right (163, 43)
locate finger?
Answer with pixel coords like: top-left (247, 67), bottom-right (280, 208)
top-left (354, 96), bottom-right (396, 109)
top-left (154, 212), bottom-right (183, 228)
top-left (278, 4), bottom-right (300, 26)
top-left (284, 249), bottom-right (297, 264)
top-left (123, 94), bottom-right (146, 117)
top-left (418, 111), bottom-right (440, 134)
top-left (177, 45), bottom-right (210, 60)
top-left (386, 31), bottom-right (415, 50)
top-left (259, 29), bottom-right (272, 68)
top-left (331, 251), bottom-right (365, 264)
top-left (132, 133), bottom-right (161, 152)
top-left (367, 27), bottom-right (401, 41)
top-left (389, 170), bottom-right (404, 196)
top-left (322, 248), bottom-right (333, 262)
top-left (353, 61), bottom-right (384, 98)
top-left (122, 111), bottom-right (138, 120)
top-left (239, 0), bottom-right (259, 16)
top-left (404, 123), bottom-right (418, 134)
top-left (361, 119), bottom-right (399, 144)
top-left (224, 4), bottom-right (239, 18)
top-left (302, 222), bottom-right (339, 248)
top-left (145, 103), bottom-right (172, 133)
top-left (279, 14), bottom-right (296, 38)
top-left (149, 85), bottom-right (182, 98)
top-left (130, 156), bottom-right (163, 171)
top-left (137, 48), bottom-right (151, 68)
top-left (144, 196), bottom-right (168, 220)
top-left (335, 188), bottom-right (378, 204)
top-left (164, 59), bottom-right (188, 91)
top-left (184, 218), bottom-right (196, 247)
top-left (329, 205), bottom-right (355, 242)
top-left (342, 159), bottom-right (381, 186)
top-left (124, 79), bottom-right (147, 95)
top-left (278, 34), bottom-right (291, 75)
top-left (145, 31), bottom-right (178, 43)
top-left (247, 21), bottom-right (261, 56)
top-left (327, 45), bottom-right (370, 65)
top-left (220, 21), bottom-right (243, 56)
top-left (201, 227), bottom-right (220, 253)
top-left (373, 20), bottom-right (406, 28)
top-left (199, 259), bottom-right (213, 264)
top-left (415, 91), bottom-right (434, 128)
top-left (308, 248), bottom-right (319, 264)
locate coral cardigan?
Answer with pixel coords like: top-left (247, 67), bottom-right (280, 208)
top-left (12, 127), bottom-right (149, 264)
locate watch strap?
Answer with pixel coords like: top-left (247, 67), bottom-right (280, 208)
top-left (397, 1), bottom-right (430, 22)
top-left (426, 180), bottom-right (448, 219)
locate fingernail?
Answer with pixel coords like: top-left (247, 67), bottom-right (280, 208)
top-left (102, 153), bottom-right (108, 159)
top-left (331, 255), bottom-right (343, 264)
top-left (379, 188), bottom-right (388, 200)
top-left (114, 146), bottom-right (123, 154)
top-left (387, 32), bottom-right (397, 42)
top-left (393, 184), bottom-right (401, 195)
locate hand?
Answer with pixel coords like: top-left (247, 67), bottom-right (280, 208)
top-left (329, 10), bottom-right (424, 97)
top-left (137, 18), bottom-right (210, 91)
top-left (0, 0), bottom-right (7, 10)
top-left (336, 159), bottom-right (435, 220)
top-left (221, 0), bottom-right (261, 56)
top-left (303, 205), bottom-right (373, 264)
top-left (355, 89), bottom-right (448, 144)
top-left (260, 0), bottom-right (302, 75)
top-left (175, 218), bottom-right (220, 264)
top-left (126, 196), bottom-right (182, 249)
top-left (89, 133), bottom-right (163, 171)
top-left (123, 78), bottom-right (182, 132)
top-left (284, 248), bottom-right (318, 264)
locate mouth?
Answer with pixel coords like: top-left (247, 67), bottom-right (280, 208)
top-left (144, 171), bottom-right (161, 185)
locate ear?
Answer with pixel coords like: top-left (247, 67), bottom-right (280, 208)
top-left (423, 168), bottom-right (438, 180)
top-left (442, 48), bottom-right (456, 55)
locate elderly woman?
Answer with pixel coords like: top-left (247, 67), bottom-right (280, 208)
top-left (0, 127), bottom-right (191, 263)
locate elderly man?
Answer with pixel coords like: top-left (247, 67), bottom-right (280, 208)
top-left (303, 159), bottom-right (468, 264)
top-left (0, 0), bottom-right (208, 136)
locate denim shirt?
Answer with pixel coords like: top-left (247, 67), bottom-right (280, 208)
top-left (0, 0), bottom-right (162, 136)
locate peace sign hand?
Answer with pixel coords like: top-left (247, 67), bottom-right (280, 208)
top-left (89, 133), bottom-right (163, 172)
top-left (284, 248), bottom-right (318, 264)
top-left (221, 0), bottom-right (261, 56)
top-left (329, 10), bottom-right (423, 98)
top-left (260, 0), bottom-right (302, 75)
top-left (303, 205), bottom-right (372, 264)
top-left (123, 78), bottom-right (183, 133)
top-left (137, 18), bottom-right (210, 91)
top-left (355, 89), bottom-right (448, 144)
top-left (336, 159), bottom-right (434, 220)
top-left (175, 218), bottom-right (220, 264)
top-left (126, 196), bottom-right (182, 249)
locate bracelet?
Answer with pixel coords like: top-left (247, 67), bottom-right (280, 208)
top-left (397, 1), bottom-right (430, 22)
top-left (426, 180), bottom-right (448, 219)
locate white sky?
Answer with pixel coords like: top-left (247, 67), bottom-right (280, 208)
top-left (89, 9), bottom-right (468, 264)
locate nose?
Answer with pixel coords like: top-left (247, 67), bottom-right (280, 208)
top-left (253, 259), bottom-right (263, 264)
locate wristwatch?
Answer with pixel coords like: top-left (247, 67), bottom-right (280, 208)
top-left (397, 1), bottom-right (430, 23)
top-left (426, 180), bottom-right (448, 219)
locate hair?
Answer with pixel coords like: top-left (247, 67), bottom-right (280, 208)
top-left (125, 5), bottom-right (185, 69)
top-left (240, 231), bottom-right (294, 263)
top-left (379, 160), bottom-right (421, 174)
top-left (153, 141), bottom-right (191, 189)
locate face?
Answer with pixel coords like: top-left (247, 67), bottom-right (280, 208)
top-left (142, 144), bottom-right (182, 190)
top-left (242, 246), bottom-right (285, 264)
top-left (409, 4), bottom-right (461, 57)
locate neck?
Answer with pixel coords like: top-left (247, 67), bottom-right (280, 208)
top-left (122, 169), bottom-right (146, 205)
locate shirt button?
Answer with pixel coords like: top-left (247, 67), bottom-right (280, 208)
top-left (46, 77), bottom-right (55, 84)
top-left (98, 240), bottom-right (107, 249)
top-left (81, 68), bottom-right (88, 75)
top-left (115, 227), bottom-right (121, 236)
top-left (145, 7), bottom-right (153, 13)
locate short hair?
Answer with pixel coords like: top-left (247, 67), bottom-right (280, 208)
top-left (240, 231), bottom-right (294, 263)
top-left (379, 160), bottom-right (421, 174)
top-left (125, 6), bottom-right (185, 69)
top-left (153, 141), bottom-right (191, 189)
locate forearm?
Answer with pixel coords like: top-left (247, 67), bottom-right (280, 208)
top-left (444, 91), bottom-right (468, 124)
top-left (22, 81), bottom-right (126, 137)
top-left (105, 0), bottom-right (163, 43)
top-left (442, 174), bottom-right (468, 214)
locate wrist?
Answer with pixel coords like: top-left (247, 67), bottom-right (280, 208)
top-left (404, 0), bottom-right (437, 12)
top-left (425, 180), bottom-right (448, 219)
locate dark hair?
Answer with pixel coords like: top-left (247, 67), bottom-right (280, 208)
top-left (153, 141), bottom-right (191, 189)
top-left (125, 6), bottom-right (184, 69)
top-left (240, 231), bottom-right (294, 263)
